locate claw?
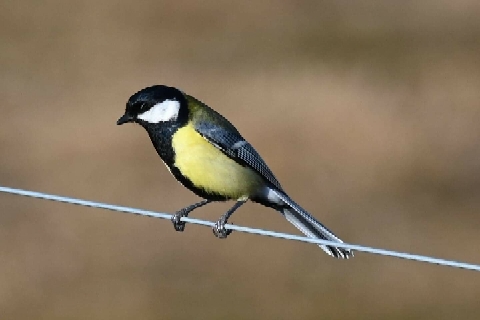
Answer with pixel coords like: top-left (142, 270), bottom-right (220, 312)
top-left (212, 220), bottom-right (232, 238)
top-left (171, 211), bottom-right (186, 232)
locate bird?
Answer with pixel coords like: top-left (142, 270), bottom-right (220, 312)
top-left (117, 85), bottom-right (353, 259)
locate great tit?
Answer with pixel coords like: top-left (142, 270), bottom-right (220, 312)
top-left (117, 85), bottom-right (353, 259)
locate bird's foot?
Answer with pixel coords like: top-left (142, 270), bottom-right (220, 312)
top-left (212, 220), bottom-right (232, 238)
top-left (171, 199), bottom-right (213, 232)
top-left (171, 209), bottom-right (188, 232)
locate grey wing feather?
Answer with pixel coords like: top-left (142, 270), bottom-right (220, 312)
top-left (194, 120), bottom-right (283, 190)
top-left (188, 98), bottom-right (352, 259)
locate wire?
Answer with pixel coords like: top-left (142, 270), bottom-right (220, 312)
top-left (1, 185), bottom-right (479, 272)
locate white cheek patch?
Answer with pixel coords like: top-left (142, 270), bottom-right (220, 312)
top-left (137, 100), bottom-right (180, 123)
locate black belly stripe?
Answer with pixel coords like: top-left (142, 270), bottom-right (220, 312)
top-left (144, 122), bottom-right (230, 201)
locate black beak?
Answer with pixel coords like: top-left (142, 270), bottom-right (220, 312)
top-left (117, 113), bottom-right (134, 125)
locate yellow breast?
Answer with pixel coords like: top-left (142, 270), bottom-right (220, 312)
top-left (171, 124), bottom-right (264, 199)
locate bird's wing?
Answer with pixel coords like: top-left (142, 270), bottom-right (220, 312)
top-left (187, 96), bottom-right (283, 190)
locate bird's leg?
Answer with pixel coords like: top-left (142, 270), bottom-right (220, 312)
top-left (213, 198), bottom-right (247, 239)
top-left (171, 199), bottom-right (212, 232)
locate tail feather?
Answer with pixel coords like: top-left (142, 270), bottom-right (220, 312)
top-left (273, 190), bottom-right (353, 259)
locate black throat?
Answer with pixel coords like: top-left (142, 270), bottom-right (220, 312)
top-left (142, 121), bottom-right (181, 166)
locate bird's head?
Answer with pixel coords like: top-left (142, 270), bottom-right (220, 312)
top-left (117, 85), bottom-right (187, 127)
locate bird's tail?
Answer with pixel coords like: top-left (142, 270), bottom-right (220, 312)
top-left (270, 189), bottom-right (353, 259)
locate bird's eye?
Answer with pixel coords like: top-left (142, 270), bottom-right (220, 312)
top-left (134, 102), bottom-right (147, 113)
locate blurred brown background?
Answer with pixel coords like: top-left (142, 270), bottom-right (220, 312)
top-left (1, 1), bottom-right (480, 319)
